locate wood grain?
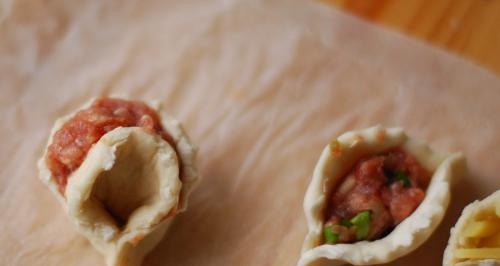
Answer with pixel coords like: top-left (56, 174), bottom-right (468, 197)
top-left (325, 0), bottom-right (500, 75)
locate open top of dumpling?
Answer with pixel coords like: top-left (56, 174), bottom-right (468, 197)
top-left (299, 125), bottom-right (465, 266)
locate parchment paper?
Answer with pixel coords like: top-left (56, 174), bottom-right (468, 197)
top-left (1, 0), bottom-right (499, 265)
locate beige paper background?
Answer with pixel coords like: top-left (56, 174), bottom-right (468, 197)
top-left (1, 0), bottom-right (499, 265)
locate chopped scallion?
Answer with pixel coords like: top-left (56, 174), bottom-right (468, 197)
top-left (350, 211), bottom-right (371, 240)
top-left (395, 171), bottom-right (411, 187)
top-left (340, 219), bottom-right (353, 228)
top-left (323, 226), bottom-right (339, 244)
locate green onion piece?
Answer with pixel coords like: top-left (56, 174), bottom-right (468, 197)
top-left (395, 171), bottom-right (411, 187)
top-left (323, 226), bottom-right (339, 244)
top-left (340, 219), bottom-right (353, 228)
top-left (350, 211), bottom-right (371, 240)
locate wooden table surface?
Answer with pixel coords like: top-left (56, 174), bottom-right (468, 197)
top-left (326, 0), bottom-right (500, 75)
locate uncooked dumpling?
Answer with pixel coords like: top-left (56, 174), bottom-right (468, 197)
top-left (299, 125), bottom-right (465, 266)
top-left (38, 97), bottom-right (198, 266)
top-left (443, 190), bottom-right (500, 266)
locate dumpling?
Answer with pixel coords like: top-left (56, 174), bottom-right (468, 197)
top-left (38, 97), bottom-right (198, 266)
top-left (443, 190), bottom-right (500, 266)
top-left (299, 125), bottom-right (465, 266)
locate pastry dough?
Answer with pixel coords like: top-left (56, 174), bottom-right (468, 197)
top-left (38, 98), bottom-right (198, 266)
top-left (298, 125), bottom-right (465, 266)
top-left (443, 190), bottom-right (500, 266)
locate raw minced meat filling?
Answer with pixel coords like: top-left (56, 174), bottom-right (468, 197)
top-left (46, 98), bottom-right (176, 193)
top-left (323, 149), bottom-right (431, 244)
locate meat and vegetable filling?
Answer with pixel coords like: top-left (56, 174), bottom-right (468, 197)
top-left (46, 98), bottom-right (176, 193)
top-left (323, 149), bottom-right (431, 244)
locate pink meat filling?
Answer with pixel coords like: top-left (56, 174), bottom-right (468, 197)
top-left (325, 149), bottom-right (431, 243)
top-left (46, 98), bottom-right (176, 193)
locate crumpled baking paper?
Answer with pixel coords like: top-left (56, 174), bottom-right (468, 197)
top-left (0, 0), bottom-right (499, 265)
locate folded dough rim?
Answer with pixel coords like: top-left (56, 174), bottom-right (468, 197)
top-left (37, 98), bottom-right (198, 266)
top-left (298, 125), bottom-right (465, 266)
top-left (443, 190), bottom-right (500, 266)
